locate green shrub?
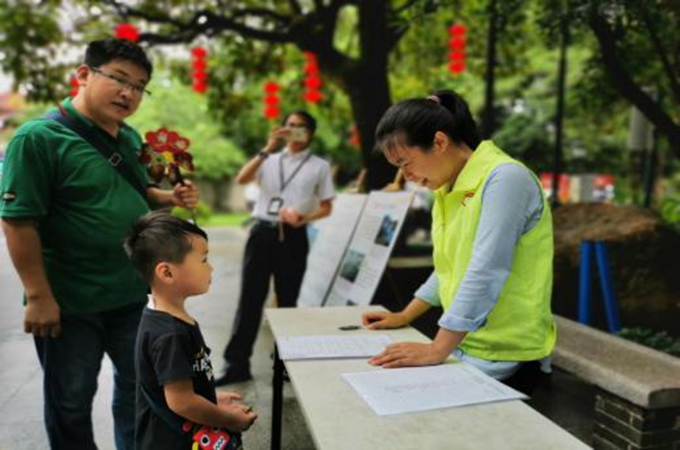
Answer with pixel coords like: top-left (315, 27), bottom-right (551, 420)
top-left (660, 197), bottom-right (680, 226)
top-left (616, 327), bottom-right (680, 357)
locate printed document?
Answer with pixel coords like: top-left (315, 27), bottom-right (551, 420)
top-left (343, 363), bottom-right (527, 415)
top-left (277, 335), bottom-right (393, 360)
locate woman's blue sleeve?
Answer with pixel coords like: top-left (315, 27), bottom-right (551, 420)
top-left (438, 163), bottom-right (544, 332)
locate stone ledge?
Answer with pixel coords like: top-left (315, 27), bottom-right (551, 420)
top-left (553, 315), bottom-right (680, 409)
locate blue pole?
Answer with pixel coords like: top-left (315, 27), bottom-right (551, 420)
top-left (594, 241), bottom-right (622, 332)
top-left (578, 241), bottom-right (593, 325)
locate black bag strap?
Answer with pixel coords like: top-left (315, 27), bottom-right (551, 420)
top-left (140, 384), bottom-right (186, 436)
top-left (44, 108), bottom-right (148, 200)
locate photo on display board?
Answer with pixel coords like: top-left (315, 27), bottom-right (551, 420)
top-left (375, 214), bottom-right (398, 247)
top-left (339, 249), bottom-right (365, 283)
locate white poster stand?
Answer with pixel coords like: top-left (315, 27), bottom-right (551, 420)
top-left (324, 191), bottom-right (413, 307)
top-left (297, 193), bottom-right (368, 307)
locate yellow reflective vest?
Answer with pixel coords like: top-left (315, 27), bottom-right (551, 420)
top-left (432, 140), bottom-right (556, 361)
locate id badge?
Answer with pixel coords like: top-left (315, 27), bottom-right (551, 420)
top-left (267, 197), bottom-right (284, 216)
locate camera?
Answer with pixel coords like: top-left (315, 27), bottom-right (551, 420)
top-left (287, 127), bottom-right (308, 143)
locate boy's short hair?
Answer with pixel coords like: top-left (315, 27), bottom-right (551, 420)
top-left (85, 38), bottom-right (153, 80)
top-left (124, 212), bottom-right (207, 284)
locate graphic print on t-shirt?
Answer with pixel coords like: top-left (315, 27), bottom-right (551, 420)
top-left (192, 347), bottom-right (214, 381)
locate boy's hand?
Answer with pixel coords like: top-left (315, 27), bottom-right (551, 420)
top-left (217, 392), bottom-right (242, 407)
top-left (222, 403), bottom-right (257, 432)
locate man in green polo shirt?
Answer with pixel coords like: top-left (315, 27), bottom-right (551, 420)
top-left (0, 38), bottom-right (198, 450)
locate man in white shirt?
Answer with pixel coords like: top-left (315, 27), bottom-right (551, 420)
top-left (215, 111), bottom-right (335, 385)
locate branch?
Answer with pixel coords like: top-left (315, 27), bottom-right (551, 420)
top-left (589, 12), bottom-right (680, 153)
top-left (229, 7), bottom-right (290, 25)
top-left (103, 0), bottom-right (186, 28)
top-left (638, 3), bottom-right (680, 103)
top-left (105, 2), bottom-right (293, 45)
top-left (288, 0), bottom-right (302, 15)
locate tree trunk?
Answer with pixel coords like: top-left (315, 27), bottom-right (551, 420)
top-left (345, 68), bottom-right (395, 191)
top-left (350, 0), bottom-right (397, 190)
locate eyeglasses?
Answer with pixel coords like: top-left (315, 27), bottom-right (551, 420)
top-left (89, 67), bottom-right (152, 96)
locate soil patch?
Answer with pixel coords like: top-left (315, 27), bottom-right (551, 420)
top-left (552, 203), bottom-right (680, 334)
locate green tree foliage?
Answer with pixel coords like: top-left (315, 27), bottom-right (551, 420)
top-left (536, 0), bottom-right (680, 154)
top-left (1, 1), bottom-right (445, 188)
top-left (195, 45), bottom-right (362, 179)
top-left (1, 0), bottom-right (677, 186)
top-left (127, 72), bottom-right (245, 181)
top-left (0, 0), bottom-right (68, 100)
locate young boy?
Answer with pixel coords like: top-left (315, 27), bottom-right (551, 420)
top-left (125, 212), bottom-right (257, 449)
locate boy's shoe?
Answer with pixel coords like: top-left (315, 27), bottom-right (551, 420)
top-left (214, 367), bottom-right (253, 386)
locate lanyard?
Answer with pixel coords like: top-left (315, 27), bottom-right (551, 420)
top-left (279, 152), bottom-right (313, 193)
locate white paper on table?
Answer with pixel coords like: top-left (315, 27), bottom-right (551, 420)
top-left (342, 363), bottom-right (528, 416)
top-left (277, 335), bottom-right (393, 360)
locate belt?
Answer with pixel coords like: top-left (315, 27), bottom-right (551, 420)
top-left (254, 219), bottom-right (306, 230)
top-left (255, 219), bottom-right (280, 228)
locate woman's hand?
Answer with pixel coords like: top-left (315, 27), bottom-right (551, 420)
top-left (361, 311), bottom-right (410, 330)
top-left (368, 342), bottom-right (449, 368)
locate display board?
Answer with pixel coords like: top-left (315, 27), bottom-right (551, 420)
top-left (297, 193), bottom-right (368, 307)
top-left (324, 191), bottom-right (413, 307)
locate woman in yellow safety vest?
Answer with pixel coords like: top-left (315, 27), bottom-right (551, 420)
top-left (363, 90), bottom-right (556, 393)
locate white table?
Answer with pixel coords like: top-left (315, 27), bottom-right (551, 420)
top-left (266, 306), bottom-right (590, 450)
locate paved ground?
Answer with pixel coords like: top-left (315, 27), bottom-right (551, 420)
top-left (0, 227), bottom-right (593, 450)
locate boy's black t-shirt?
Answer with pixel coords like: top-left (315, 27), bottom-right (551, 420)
top-left (135, 307), bottom-right (217, 450)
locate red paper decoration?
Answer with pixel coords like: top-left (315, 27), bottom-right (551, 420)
top-left (263, 81), bottom-right (281, 120)
top-left (114, 24), bottom-right (140, 42)
top-left (302, 52), bottom-right (322, 103)
top-left (191, 47), bottom-right (209, 94)
top-left (349, 124), bottom-right (361, 147)
top-left (69, 75), bottom-right (79, 98)
top-left (448, 24), bottom-right (467, 74)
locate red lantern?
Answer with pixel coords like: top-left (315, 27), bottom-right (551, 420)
top-left (191, 47), bottom-right (209, 94)
top-left (302, 52), bottom-right (322, 103)
top-left (448, 24), bottom-right (467, 74)
top-left (303, 90), bottom-right (322, 103)
top-left (114, 24), bottom-right (140, 42)
top-left (263, 81), bottom-right (281, 120)
top-left (191, 47), bottom-right (208, 59)
top-left (69, 75), bottom-right (79, 98)
top-left (349, 124), bottom-right (361, 147)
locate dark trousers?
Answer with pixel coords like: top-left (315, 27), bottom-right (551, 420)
top-left (223, 222), bottom-right (309, 369)
top-left (34, 301), bottom-right (144, 450)
top-left (502, 360), bottom-right (551, 395)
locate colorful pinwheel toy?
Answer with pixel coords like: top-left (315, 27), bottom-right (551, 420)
top-left (140, 127), bottom-right (195, 185)
top-left (140, 127), bottom-right (197, 223)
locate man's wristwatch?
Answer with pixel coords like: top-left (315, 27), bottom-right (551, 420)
top-left (258, 150), bottom-right (270, 159)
